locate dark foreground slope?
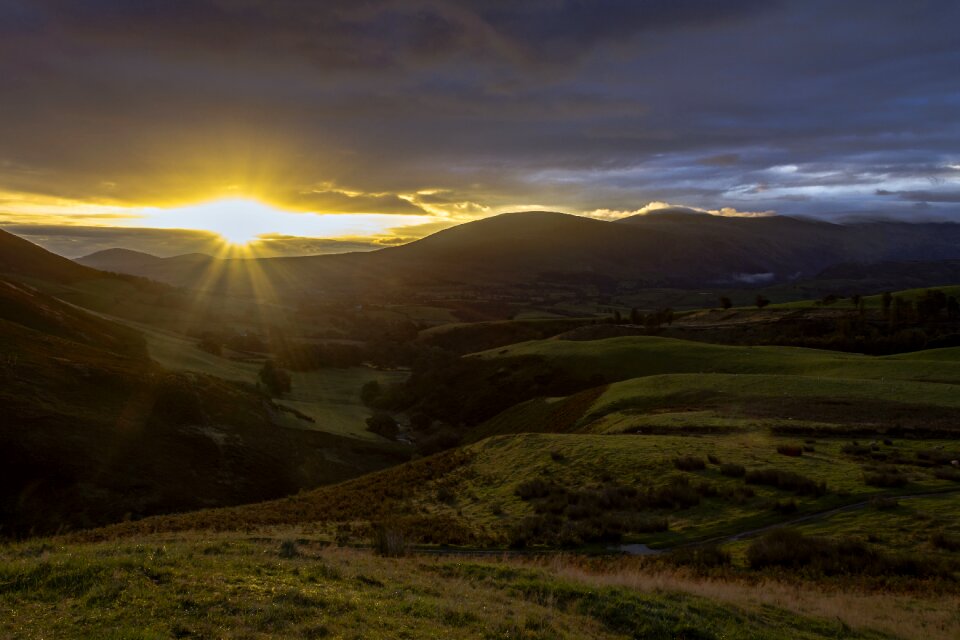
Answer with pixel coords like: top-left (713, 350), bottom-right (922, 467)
top-left (0, 278), bottom-right (405, 536)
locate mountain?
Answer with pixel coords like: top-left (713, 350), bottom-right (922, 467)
top-left (77, 248), bottom-right (217, 285)
top-left (64, 212), bottom-right (960, 296)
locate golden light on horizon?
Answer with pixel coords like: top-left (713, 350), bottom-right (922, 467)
top-left (128, 198), bottom-right (433, 246)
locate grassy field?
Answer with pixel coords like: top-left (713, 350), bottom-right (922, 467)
top-left (278, 368), bottom-right (409, 440)
top-left (95, 313), bottom-right (407, 441)
top-left (6, 533), bottom-right (944, 639)
top-left (69, 431), bottom-right (960, 557)
top-left (474, 335), bottom-right (960, 384)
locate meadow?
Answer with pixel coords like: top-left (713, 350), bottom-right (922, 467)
top-left (3, 533), bottom-right (956, 640)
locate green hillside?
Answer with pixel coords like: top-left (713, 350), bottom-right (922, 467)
top-left (474, 335), bottom-right (960, 384)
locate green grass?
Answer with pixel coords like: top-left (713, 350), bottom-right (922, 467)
top-left (890, 347), bottom-right (960, 362)
top-left (0, 535), bottom-right (909, 639)
top-left (577, 373), bottom-right (960, 434)
top-left (474, 335), bottom-right (960, 384)
top-left (278, 368), bottom-right (408, 440)
top-left (93, 312), bottom-right (408, 441)
top-left (79, 431), bottom-right (960, 555)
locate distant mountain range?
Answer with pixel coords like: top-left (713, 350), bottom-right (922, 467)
top-left (71, 211), bottom-right (960, 294)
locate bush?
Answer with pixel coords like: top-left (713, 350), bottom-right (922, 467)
top-left (674, 456), bottom-right (706, 471)
top-left (745, 469), bottom-right (827, 496)
top-left (707, 454), bottom-right (720, 465)
top-left (359, 380), bottom-right (381, 406)
top-left (516, 478), bottom-right (562, 501)
top-left (842, 443), bottom-right (871, 456)
top-left (863, 469), bottom-right (908, 488)
top-left (776, 444), bottom-right (803, 457)
top-left (930, 531), bottom-right (960, 552)
top-left (278, 539), bottom-right (300, 559)
top-left (372, 524), bottom-right (407, 557)
top-left (719, 463), bottom-right (746, 478)
top-left (747, 529), bottom-right (952, 578)
top-left (366, 413), bottom-right (399, 439)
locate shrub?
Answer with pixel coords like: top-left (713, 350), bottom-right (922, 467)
top-left (707, 454), bottom-right (720, 465)
top-left (776, 444), bottom-right (803, 457)
top-left (278, 539), bottom-right (299, 559)
top-left (435, 486), bottom-right (457, 505)
top-left (366, 413), bottom-right (399, 439)
top-left (674, 456), bottom-right (706, 471)
top-left (842, 443), bottom-right (871, 456)
top-left (372, 524), bottom-right (407, 557)
top-left (359, 380), bottom-right (381, 406)
top-left (549, 450), bottom-right (566, 462)
top-left (863, 469), bottom-right (908, 488)
top-left (719, 463), bottom-right (746, 478)
top-left (515, 478), bottom-right (561, 501)
top-left (745, 469), bottom-right (827, 496)
top-left (747, 529), bottom-right (952, 578)
top-left (933, 468), bottom-right (960, 482)
top-left (930, 531), bottom-right (960, 552)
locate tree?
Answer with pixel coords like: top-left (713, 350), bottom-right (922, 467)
top-left (360, 380), bottom-right (381, 406)
top-left (881, 291), bottom-right (893, 319)
top-left (630, 307), bottom-right (642, 324)
top-left (948, 296), bottom-right (960, 322)
top-left (719, 296), bottom-right (732, 310)
top-left (613, 309), bottom-right (622, 324)
top-left (259, 359), bottom-right (292, 396)
top-left (755, 295), bottom-right (771, 309)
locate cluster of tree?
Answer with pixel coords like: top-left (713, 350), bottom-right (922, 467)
top-left (882, 289), bottom-right (960, 325)
top-left (615, 307), bottom-right (674, 329)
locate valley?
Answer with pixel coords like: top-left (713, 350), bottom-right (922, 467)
top-left (2, 215), bottom-right (960, 639)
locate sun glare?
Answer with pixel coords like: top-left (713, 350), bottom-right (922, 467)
top-left (135, 199), bottom-right (284, 246)
top-left (127, 198), bottom-right (432, 248)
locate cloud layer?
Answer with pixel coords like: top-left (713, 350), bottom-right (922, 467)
top-left (2, 1), bottom-right (960, 255)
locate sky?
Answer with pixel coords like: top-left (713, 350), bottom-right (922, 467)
top-left (1, 0), bottom-right (960, 257)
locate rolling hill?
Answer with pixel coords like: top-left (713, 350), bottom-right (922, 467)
top-left (0, 275), bottom-right (406, 536)
top-left (68, 212), bottom-right (960, 297)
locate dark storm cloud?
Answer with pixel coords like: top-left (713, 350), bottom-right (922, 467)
top-left (1, 0), bottom-right (959, 249)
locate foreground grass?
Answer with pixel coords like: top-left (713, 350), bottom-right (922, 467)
top-left (3, 534), bottom-right (948, 639)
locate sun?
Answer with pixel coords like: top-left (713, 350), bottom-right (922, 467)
top-left (138, 198), bottom-right (284, 246)
top-left (127, 196), bottom-right (435, 249)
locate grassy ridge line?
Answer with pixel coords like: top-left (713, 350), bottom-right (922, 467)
top-left (585, 373), bottom-right (960, 423)
top-left (473, 335), bottom-right (960, 384)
